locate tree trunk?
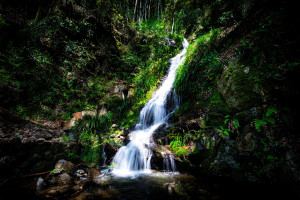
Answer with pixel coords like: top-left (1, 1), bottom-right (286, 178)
top-left (134, 0), bottom-right (138, 21)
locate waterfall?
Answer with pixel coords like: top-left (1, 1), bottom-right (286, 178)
top-left (162, 153), bottom-right (176, 172)
top-left (112, 38), bottom-right (189, 176)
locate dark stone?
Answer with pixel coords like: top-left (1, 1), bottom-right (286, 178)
top-left (37, 177), bottom-right (47, 190)
top-left (53, 159), bottom-right (76, 174)
top-left (87, 168), bottom-right (100, 180)
top-left (104, 143), bottom-right (117, 165)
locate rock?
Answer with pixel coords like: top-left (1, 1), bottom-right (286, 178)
top-left (33, 131), bottom-right (52, 140)
top-left (72, 112), bottom-right (82, 119)
top-left (62, 118), bottom-right (76, 130)
top-left (53, 159), bottom-right (76, 174)
top-left (49, 172), bottom-right (73, 185)
top-left (0, 156), bottom-right (16, 168)
top-left (87, 168), bottom-right (100, 180)
top-left (216, 58), bottom-right (259, 111)
top-left (127, 88), bottom-right (134, 98)
top-left (152, 124), bottom-right (168, 144)
top-left (108, 84), bottom-right (134, 100)
top-left (37, 177), bottom-right (47, 190)
top-left (104, 143), bottom-right (117, 165)
top-left (116, 130), bottom-right (125, 137)
top-left (164, 182), bottom-right (179, 194)
top-left (99, 106), bottom-right (108, 116)
top-left (82, 110), bottom-right (97, 117)
top-left (74, 169), bottom-right (86, 178)
top-left (14, 132), bottom-right (23, 140)
top-left (165, 37), bottom-right (176, 47)
top-left (58, 173), bottom-right (73, 185)
top-left (237, 132), bottom-right (256, 155)
top-left (111, 124), bottom-right (118, 128)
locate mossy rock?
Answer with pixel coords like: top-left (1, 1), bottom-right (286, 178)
top-left (216, 58), bottom-right (260, 111)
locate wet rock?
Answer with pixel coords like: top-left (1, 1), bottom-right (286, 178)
top-left (104, 143), bottom-right (117, 165)
top-left (152, 124), bottom-right (168, 145)
top-left (87, 168), bottom-right (101, 180)
top-left (37, 177), bottom-right (47, 190)
top-left (164, 182), bottom-right (180, 194)
top-left (58, 173), bottom-right (73, 185)
top-left (50, 173), bottom-right (73, 185)
top-left (53, 159), bottom-right (76, 174)
top-left (74, 169), bottom-right (86, 178)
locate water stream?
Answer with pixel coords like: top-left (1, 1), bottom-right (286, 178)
top-left (112, 39), bottom-right (189, 176)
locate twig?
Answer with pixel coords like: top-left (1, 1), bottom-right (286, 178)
top-left (92, 141), bottom-right (106, 149)
top-left (21, 170), bottom-right (51, 178)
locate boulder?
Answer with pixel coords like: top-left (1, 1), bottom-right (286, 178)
top-left (216, 58), bottom-right (259, 111)
top-left (74, 169), bottom-right (86, 178)
top-left (53, 159), bottom-right (76, 174)
top-left (58, 173), bottom-right (73, 185)
top-left (49, 172), bottom-right (73, 186)
top-left (87, 168), bottom-right (100, 180)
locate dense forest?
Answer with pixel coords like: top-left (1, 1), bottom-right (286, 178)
top-left (1, 0), bottom-right (299, 199)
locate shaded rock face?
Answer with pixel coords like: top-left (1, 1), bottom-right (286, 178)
top-left (0, 108), bottom-right (81, 179)
top-left (216, 58), bottom-right (259, 111)
top-left (152, 124), bottom-right (169, 145)
top-left (104, 143), bottom-right (118, 165)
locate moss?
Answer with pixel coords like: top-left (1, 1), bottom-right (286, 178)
top-left (216, 58), bottom-right (260, 111)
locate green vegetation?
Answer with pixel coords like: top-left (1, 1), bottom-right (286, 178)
top-left (72, 113), bottom-right (113, 165)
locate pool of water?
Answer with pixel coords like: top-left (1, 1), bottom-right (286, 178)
top-left (0, 170), bottom-right (298, 200)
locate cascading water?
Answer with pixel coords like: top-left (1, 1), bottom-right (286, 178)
top-left (162, 153), bottom-right (176, 172)
top-left (112, 38), bottom-right (189, 176)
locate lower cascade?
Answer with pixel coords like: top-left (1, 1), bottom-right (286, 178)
top-left (112, 39), bottom-right (189, 176)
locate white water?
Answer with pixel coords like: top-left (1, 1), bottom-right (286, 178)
top-left (162, 153), bottom-right (176, 172)
top-left (112, 39), bottom-right (189, 176)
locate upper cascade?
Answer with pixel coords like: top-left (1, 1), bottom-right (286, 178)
top-left (112, 38), bottom-right (189, 176)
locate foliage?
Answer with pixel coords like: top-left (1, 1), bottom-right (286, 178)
top-left (72, 113), bottom-right (113, 164)
top-left (218, 115), bottom-right (239, 137)
top-left (174, 28), bottom-right (222, 101)
top-left (253, 107), bottom-right (277, 132)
